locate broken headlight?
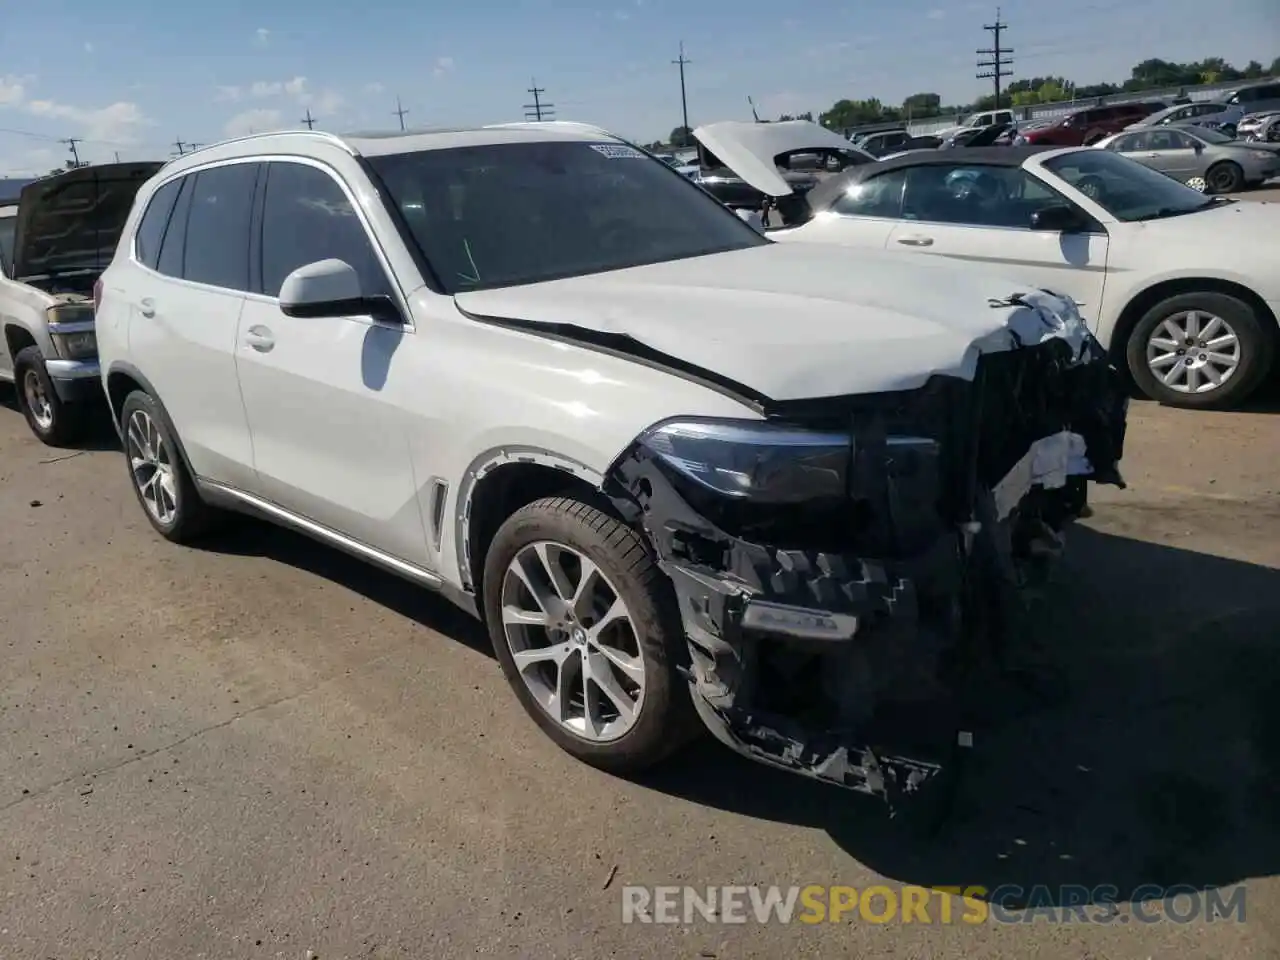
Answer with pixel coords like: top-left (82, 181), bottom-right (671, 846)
top-left (637, 418), bottom-right (851, 504)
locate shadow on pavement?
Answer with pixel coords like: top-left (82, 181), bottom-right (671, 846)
top-left (0, 383), bottom-right (124, 451)
top-left (188, 494), bottom-right (1280, 908)
top-left (635, 524), bottom-right (1280, 907)
top-left (194, 519), bottom-right (495, 658)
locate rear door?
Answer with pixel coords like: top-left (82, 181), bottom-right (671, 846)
top-left (124, 162), bottom-right (260, 488)
top-left (882, 161), bottom-right (1110, 321)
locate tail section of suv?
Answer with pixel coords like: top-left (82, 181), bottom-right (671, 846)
top-left (0, 162), bottom-right (160, 444)
top-left (96, 127), bottom-right (1127, 812)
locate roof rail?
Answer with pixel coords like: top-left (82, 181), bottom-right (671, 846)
top-left (160, 129), bottom-right (356, 168)
top-left (484, 120), bottom-right (619, 139)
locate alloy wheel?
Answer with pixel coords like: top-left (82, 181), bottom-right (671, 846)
top-left (1185, 176), bottom-right (1207, 192)
top-left (126, 409), bottom-right (179, 524)
top-left (500, 541), bottom-right (645, 742)
top-left (1146, 310), bottom-right (1240, 395)
top-left (22, 368), bottom-right (53, 430)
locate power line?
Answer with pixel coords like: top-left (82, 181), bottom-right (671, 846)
top-left (977, 7), bottom-right (1014, 110)
top-left (523, 79), bottom-right (554, 122)
top-left (301, 108), bottom-right (316, 130)
top-left (672, 41), bottom-right (692, 141)
top-left (392, 96), bottom-right (410, 131)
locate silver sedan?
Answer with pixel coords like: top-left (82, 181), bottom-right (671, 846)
top-left (1094, 124), bottom-right (1280, 193)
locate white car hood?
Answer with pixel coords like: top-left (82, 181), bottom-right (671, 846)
top-left (1137, 197), bottom-right (1279, 245)
top-left (692, 120), bottom-right (862, 198)
top-left (453, 244), bottom-right (1091, 402)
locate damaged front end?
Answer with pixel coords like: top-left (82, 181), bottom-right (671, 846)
top-left (603, 310), bottom-right (1128, 814)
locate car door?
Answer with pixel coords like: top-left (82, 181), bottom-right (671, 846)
top-left (124, 163), bottom-right (260, 489)
top-left (784, 166), bottom-right (908, 248)
top-left (883, 161), bottom-right (1110, 320)
top-left (234, 158), bottom-right (428, 566)
top-left (1140, 129), bottom-right (1202, 180)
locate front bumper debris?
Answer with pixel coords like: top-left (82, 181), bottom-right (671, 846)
top-left (605, 334), bottom-right (1128, 814)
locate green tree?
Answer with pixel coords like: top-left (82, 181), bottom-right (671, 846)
top-left (902, 92), bottom-right (941, 118)
top-left (669, 126), bottom-right (693, 148)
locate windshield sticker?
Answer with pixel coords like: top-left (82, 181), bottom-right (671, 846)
top-left (589, 143), bottom-right (647, 159)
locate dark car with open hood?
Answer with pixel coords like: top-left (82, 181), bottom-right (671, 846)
top-left (0, 161), bottom-right (161, 445)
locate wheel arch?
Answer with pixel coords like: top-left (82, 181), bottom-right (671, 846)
top-left (104, 361), bottom-right (202, 482)
top-left (455, 447), bottom-right (613, 608)
top-left (3, 321), bottom-right (37, 362)
top-left (1107, 277), bottom-right (1280, 379)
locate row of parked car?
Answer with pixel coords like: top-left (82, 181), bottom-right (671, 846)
top-left (670, 114), bottom-right (1277, 409)
top-left (849, 79), bottom-right (1280, 158)
top-left (0, 120), bottom-right (1132, 813)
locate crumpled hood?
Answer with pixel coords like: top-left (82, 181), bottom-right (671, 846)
top-left (12, 162), bottom-right (162, 282)
top-left (453, 243), bottom-right (1091, 401)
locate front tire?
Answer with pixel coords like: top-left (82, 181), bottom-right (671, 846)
top-left (1126, 292), bottom-right (1273, 409)
top-left (482, 496), bottom-right (696, 774)
top-left (1206, 161), bottom-right (1244, 194)
top-left (120, 390), bottom-right (220, 542)
top-left (13, 346), bottom-right (89, 447)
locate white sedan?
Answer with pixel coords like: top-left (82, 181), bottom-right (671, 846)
top-left (705, 128), bottom-right (1279, 408)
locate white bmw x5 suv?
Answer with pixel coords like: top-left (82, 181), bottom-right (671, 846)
top-left (95, 125), bottom-right (1128, 810)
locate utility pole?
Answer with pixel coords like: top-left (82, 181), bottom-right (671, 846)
top-left (114, 151), bottom-right (121, 162)
top-left (301, 107), bottom-right (316, 130)
top-left (672, 41), bottom-right (691, 143)
top-left (62, 138), bottom-right (83, 167)
top-left (523, 79), bottom-right (554, 122)
top-left (172, 138), bottom-right (187, 156)
top-left (976, 7), bottom-right (1014, 110)
top-left (392, 96), bottom-right (409, 131)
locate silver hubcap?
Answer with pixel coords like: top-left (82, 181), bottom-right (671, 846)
top-left (1146, 310), bottom-right (1240, 394)
top-left (501, 541), bottom-right (645, 742)
top-left (1186, 176), bottom-right (1207, 192)
top-left (22, 368), bottom-right (53, 430)
top-left (126, 410), bottom-right (179, 524)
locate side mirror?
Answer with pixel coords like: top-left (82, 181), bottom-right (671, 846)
top-left (735, 208), bottom-right (766, 233)
top-left (278, 258), bottom-right (402, 324)
top-left (1030, 203), bottom-right (1087, 232)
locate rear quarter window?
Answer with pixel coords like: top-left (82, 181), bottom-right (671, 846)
top-left (133, 179), bottom-right (182, 270)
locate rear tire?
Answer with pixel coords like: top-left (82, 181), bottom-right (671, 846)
top-left (13, 346), bottom-right (89, 447)
top-left (1125, 291), bottom-right (1272, 409)
top-left (1206, 161), bottom-right (1244, 194)
top-left (120, 389), bottom-right (221, 543)
top-left (482, 496), bottom-right (697, 774)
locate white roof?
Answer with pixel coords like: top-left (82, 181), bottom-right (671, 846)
top-left (159, 123), bottom-right (627, 175)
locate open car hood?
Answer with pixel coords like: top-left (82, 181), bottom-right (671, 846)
top-left (692, 120), bottom-right (863, 198)
top-left (453, 243), bottom-right (1092, 402)
top-left (12, 161), bottom-right (162, 283)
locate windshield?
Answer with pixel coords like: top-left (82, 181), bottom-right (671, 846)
top-left (1043, 149), bottom-right (1218, 222)
top-left (366, 140), bottom-right (767, 293)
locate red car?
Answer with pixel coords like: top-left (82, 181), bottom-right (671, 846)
top-left (1018, 102), bottom-right (1164, 147)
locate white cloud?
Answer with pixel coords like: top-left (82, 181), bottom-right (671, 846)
top-left (249, 76), bottom-right (307, 99)
top-left (254, 27), bottom-right (270, 45)
top-left (224, 108), bottom-right (282, 137)
top-left (927, 8), bottom-right (946, 19)
top-left (363, 81), bottom-right (385, 95)
top-left (432, 56), bottom-right (454, 79)
top-left (25, 99), bottom-right (151, 143)
top-left (215, 85), bottom-right (242, 102)
top-left (0, 75), bottom-right (27, 106)
top-left (84, 41), bottom-right (95, 53)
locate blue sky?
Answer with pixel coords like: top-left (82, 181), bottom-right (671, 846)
top-left (0, 0), bottom-right (1276, 173)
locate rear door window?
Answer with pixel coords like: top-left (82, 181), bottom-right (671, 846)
top-left (181, 163), bottom-right (259, 291)
top-left (831, 168), bottom-right (908, 218)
